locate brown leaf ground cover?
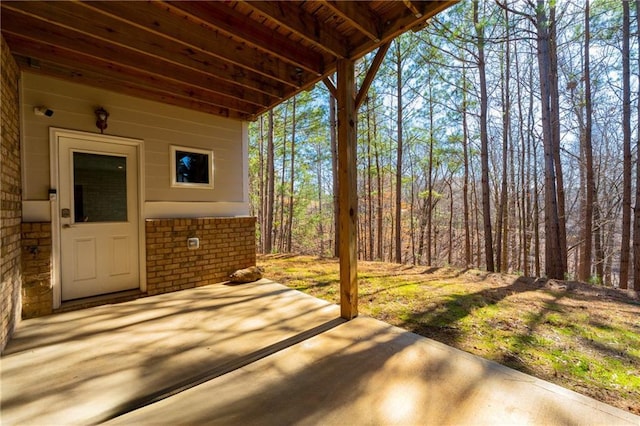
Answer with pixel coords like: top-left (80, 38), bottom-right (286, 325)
top-left (258, 254), bottom-right (640, 415)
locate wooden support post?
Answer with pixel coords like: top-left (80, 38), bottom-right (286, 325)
top-left (336, 58), bottom-right (358, 319)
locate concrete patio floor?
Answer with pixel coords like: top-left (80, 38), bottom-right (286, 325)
top-left (1, 280), bottom-right (638, 425)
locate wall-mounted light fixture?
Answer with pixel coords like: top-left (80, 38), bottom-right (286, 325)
top-left (95, 107), bottom-right (109, 134)
top-left (34, 106), bottom-right (54, 117)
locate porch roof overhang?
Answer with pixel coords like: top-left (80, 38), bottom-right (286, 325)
top-left (1, 0), bottom-right (456, 121)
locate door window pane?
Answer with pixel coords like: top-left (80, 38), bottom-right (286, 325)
top-left (73, 152), bottom-right (127, 222)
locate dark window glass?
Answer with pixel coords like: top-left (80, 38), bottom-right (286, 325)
top-left (73, 152), bottom-right (127, 222)
top-left (175, 150), bottom-right (209, 184)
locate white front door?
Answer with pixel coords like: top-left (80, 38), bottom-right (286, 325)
top-left (58, 136), bottom-right (140, 301)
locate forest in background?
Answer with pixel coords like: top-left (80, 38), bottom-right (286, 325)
top-left (248, 0), bottom-right (640, 289)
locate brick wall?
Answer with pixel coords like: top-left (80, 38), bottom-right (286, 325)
top-left (1, 35), bottom-right (22, 351)
top-left (17, 217), bottom-right (256, 319)
top-left (145, 217), bottom-right (256, 295)
top-left (21, 223), bottom-right (53, 319)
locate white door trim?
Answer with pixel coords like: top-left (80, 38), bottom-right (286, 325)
top-left (50, 128), bottom-right (146, 309)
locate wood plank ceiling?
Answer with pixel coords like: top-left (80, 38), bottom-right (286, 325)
top-left (1, 1), bottom-right (456, 121)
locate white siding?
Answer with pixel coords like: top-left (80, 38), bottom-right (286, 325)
top-left (21, 73), bottom-right (248, 217)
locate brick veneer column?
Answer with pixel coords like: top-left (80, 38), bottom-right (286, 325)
top-left (145, 217), bottom-right (256, 295)
top-left (21, 223), bottom-right (53, 318)
top-left (1, 35), bottom-right (22, 351)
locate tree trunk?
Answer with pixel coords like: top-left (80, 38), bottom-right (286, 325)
top-left (278, 103), bottom-right (289, 253)
top-left (258, 115), bottom-right (265, 253)
top-left (366, 96), bottom-right (374, 261)
top-left (514, 38), bottom-right (529, 276)
top-left (471, 162), bottom-right (482, 267)
top-left (619, 0), bottom-right (631, 288)
top-left (395, 41), bottom-right (404, 264)
top-left (265, 110), bottom-right (275, 254)
top-left (579, 0), bottom-right (595, 283)
top-left (462, 64), bottom-right (471, 267)
top-left (410, 158), bottom-right (417, 264)
top-left (448, 178), bottom-right (454, 265)
top-left (533, 141), bottom-right (541, 278)
top-left (287, 97), bottom-right (296, 252)
top-left (496, 9), bottom-right (510, 272)
top-left (474, 0), bottom-right (495, 272)
top-left (594, 199), bottom-right (605, 282)
top-left (509, 116), bottom-right (517, 272)
top-left (375, 117), bottom-right (383, 261)
top-left (426, 81), bottom-right (435, 266)
top-left (633, 0), bottom-right (640, 290)
top-left (330, 90), bottom-right (339, 258)
top-left (535, 0), bottom-right (565, 279)
top-left (317, 135), bottom-right (325, 255)
top-left (549, 5), bottom-right (568, 276)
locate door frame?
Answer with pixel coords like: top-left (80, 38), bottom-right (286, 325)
top-left (50, 128), bottom-right (146, 309)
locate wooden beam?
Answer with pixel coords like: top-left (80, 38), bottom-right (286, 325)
top-left (2, 10), bottom-right (278, 107)
top-left (336, 58), bottom-right (358, 320)
top-left (82, 1), bottom-right (309, 89)
top-left (164, 1), bottom-right (325, 76)
top-left (322, 77), bottom-right (336, 98)
top-left (318, 1), bottom-right (381, 42)
top-left (1, 1), bottom-right (287, 99)
top-left (355, 42), bottom-right (391, 110)
top-left (242, 1), bottom-right (348, 59)
top-left (402, 0), bottom-right (423, 18)
top-left (0, 12), bottom-right (274, 108)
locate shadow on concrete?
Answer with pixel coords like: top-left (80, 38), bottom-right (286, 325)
top-left (0, 281), bottom-right (339, 425)
top-left (106, 319), bottom-right (591, 426)
top-left (2, 280), bottom-right (637, 425)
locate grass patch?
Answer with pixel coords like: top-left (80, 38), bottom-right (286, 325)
top-left (259, 254), bottom-right (640, 415)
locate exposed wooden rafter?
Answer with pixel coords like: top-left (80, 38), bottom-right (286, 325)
top-left (240, 1), bottom-right (350, 59)
top-left (81, 1), bottom-right (307, 89)
top-left (163, 1), bottom-right (325, 76)
top-left (1, 0), bottom-right (457, 119)
top-left (318, 1), bottom-right (381, 42)
top-left (403, 0), bottom-right (424, 18)
top-left (2, 2), bottom-right (287, 103)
